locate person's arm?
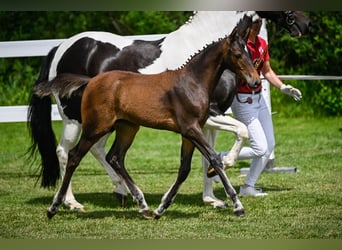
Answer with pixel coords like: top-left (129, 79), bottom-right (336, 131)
top-left (261, 61), bottom-right (283, 88)
top-left (261, 60), bottom-right (302, 101)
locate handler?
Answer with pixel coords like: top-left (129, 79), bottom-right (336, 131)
top-left (211, 18), bottom-right (302, 196)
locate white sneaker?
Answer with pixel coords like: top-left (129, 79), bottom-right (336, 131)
top-left (239, 185), bottom-right (268, 197)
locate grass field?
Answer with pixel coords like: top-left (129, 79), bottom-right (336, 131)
top-left (0, 116), bottom-right (341, 239)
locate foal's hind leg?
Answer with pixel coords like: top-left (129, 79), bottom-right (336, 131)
top-left (154, 137), bottom-right (194, 219)
top-left (105, 121), bottom-right (151, 219)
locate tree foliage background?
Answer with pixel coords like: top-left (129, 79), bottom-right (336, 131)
top-left (0, 11), bottom-right (340, 116)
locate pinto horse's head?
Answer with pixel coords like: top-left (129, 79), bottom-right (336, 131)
top-left (257, 11), bottom-right (311, 37)
top-left (224, 15), bottom-right (260, 89)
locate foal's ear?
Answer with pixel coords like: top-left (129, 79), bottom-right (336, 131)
top-left (236, 14), bottom-right (253, 42)
top-left (230, 26), bottom-right (238, 40)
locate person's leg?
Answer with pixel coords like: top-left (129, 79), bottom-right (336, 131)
top-left (240, 96), bottom-right (275, 196)
top-left (239, 117), bottom-right (268, 194)
top-left (231, 94), bottom-right (274, 196)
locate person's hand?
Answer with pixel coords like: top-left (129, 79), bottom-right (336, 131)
top-left (280, 84), bottom-right (302, 101)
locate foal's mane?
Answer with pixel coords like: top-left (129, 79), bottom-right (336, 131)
top-left (176, 37), bottom-right (226, 70)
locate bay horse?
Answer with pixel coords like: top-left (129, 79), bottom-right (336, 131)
top-left (37, 15), bottom-right (260, 219)
top-left (27, 11), bottom-right (311, 211)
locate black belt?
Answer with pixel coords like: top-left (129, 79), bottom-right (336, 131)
top-left (237, 90), bottom-right (261, 94)
top-left (236, 91), bottom-right (261, 104)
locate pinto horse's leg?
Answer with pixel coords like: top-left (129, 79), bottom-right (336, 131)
top-left (47, 135), bottom-right (98, 219)
top-left (188, 124), bottom-right (244, 217)
top-left (205, 115), bottom-right (248, 168)
top-left (105, 121), bottom-right (151, 219)
top-left (154, 137), bottom-right (194, 219)
top-left (90, 134), bottom-right (129, 207)
top-left (56, 118), bottom-right (85, 211)
top-left (202, 127), bottom-right (228, 209)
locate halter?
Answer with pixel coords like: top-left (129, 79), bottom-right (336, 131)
top-left (284, 11), bottom-right (296, 26)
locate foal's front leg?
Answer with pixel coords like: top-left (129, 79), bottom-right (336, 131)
top-left (202, 127), bottom-right (228, 208)
top-left (201, 115), bottom-right (248, 208)
top-left (189, 125), bottom-right (244, 217)
top-left (154, 137), bottom-right (194, 219)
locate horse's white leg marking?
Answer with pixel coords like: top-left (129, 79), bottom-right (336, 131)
top-left (56, 117), bottom-right (84, 211)
top-left (133, 185), bottom-right (149, 215)
top-left (202, 115), bottom-right (248, 208)
top-left (205, 115), bottom-right (248, 167)
top-left (154, 184), bottom-right (177, 217)
top-left (89, 134), bottom-right (128, 196)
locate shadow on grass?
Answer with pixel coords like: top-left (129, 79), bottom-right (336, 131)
top-left (27, 191), bottom-right (208, 208)
top-left (26, 189), bottom-right (243, 220)
top-left (27, 183), bottom-right (292, 206)
top-left (26, 183), bottom-right (293, 221)
top-left (73, 207), bottom-right (203, 220)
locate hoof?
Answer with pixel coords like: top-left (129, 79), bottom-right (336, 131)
top-left (203, 199), bottom-right (228, 209)
top-left (46, 209), bottom-right (56, 219)
top-left (153, 212), bottom-right (162, 220)
top-left (72, 207), bottom-right (85, 213)
top-left (222, 157), bottom-right (235, 168)
top-left (113, 192), bottom-right (128, 207)
top-left (140, 210), bottom-right (153, 220)
top-left (64, 199), bottom-right (85, 212)
top-left (203, 196), bottom-right (228, 209)
top-left (234, 209), bottom-right (245, 217)
top-left (207, 167), bottom-right (217, 178)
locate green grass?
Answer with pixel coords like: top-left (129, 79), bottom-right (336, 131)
top-left (0, 116), bottom-right (341, 239)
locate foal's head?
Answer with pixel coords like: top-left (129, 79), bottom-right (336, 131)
top-left (224, 16), bottom-right (260, 88)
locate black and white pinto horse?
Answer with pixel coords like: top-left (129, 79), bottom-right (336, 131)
top-left (28, 11), bottom-right (311, 211)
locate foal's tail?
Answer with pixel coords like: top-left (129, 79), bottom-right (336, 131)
top-left (27, 46), bottom-right (60, 188)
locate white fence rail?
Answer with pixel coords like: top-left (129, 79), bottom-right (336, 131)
top-left (0, 37), bottom-right (341, 123)
top-left (0, 34), bottom-right (165, 58)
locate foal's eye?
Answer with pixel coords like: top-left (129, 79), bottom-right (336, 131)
top-left (235, 53), bottom-right (242, 59)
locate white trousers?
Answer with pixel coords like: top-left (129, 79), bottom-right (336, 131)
top-left (231, 92), bottom-right (275, 187)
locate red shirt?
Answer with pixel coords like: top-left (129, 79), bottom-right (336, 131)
top-left (237, 36), bottom-right (270, 93)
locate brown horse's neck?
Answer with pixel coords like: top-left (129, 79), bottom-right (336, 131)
top-left (185, 40), bottom-right (227, 96)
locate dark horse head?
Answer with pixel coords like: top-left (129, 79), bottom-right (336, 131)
top-left (257, 11), bottom-right (311, 37)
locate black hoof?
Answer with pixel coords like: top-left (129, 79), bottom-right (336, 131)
top-left (153, 213), bottom-right (161, 220)
top-left (234, 209), bottom-right (245, 217)
top-left (113, 192), bottom-right (128, 207)
top-left (47, 209), bottom-right (56, 219)
top-left (207, 167), bottom-right (217, 178)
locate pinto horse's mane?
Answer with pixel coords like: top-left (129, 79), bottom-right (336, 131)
top-left (139, 11), bottom-right (257, 74)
